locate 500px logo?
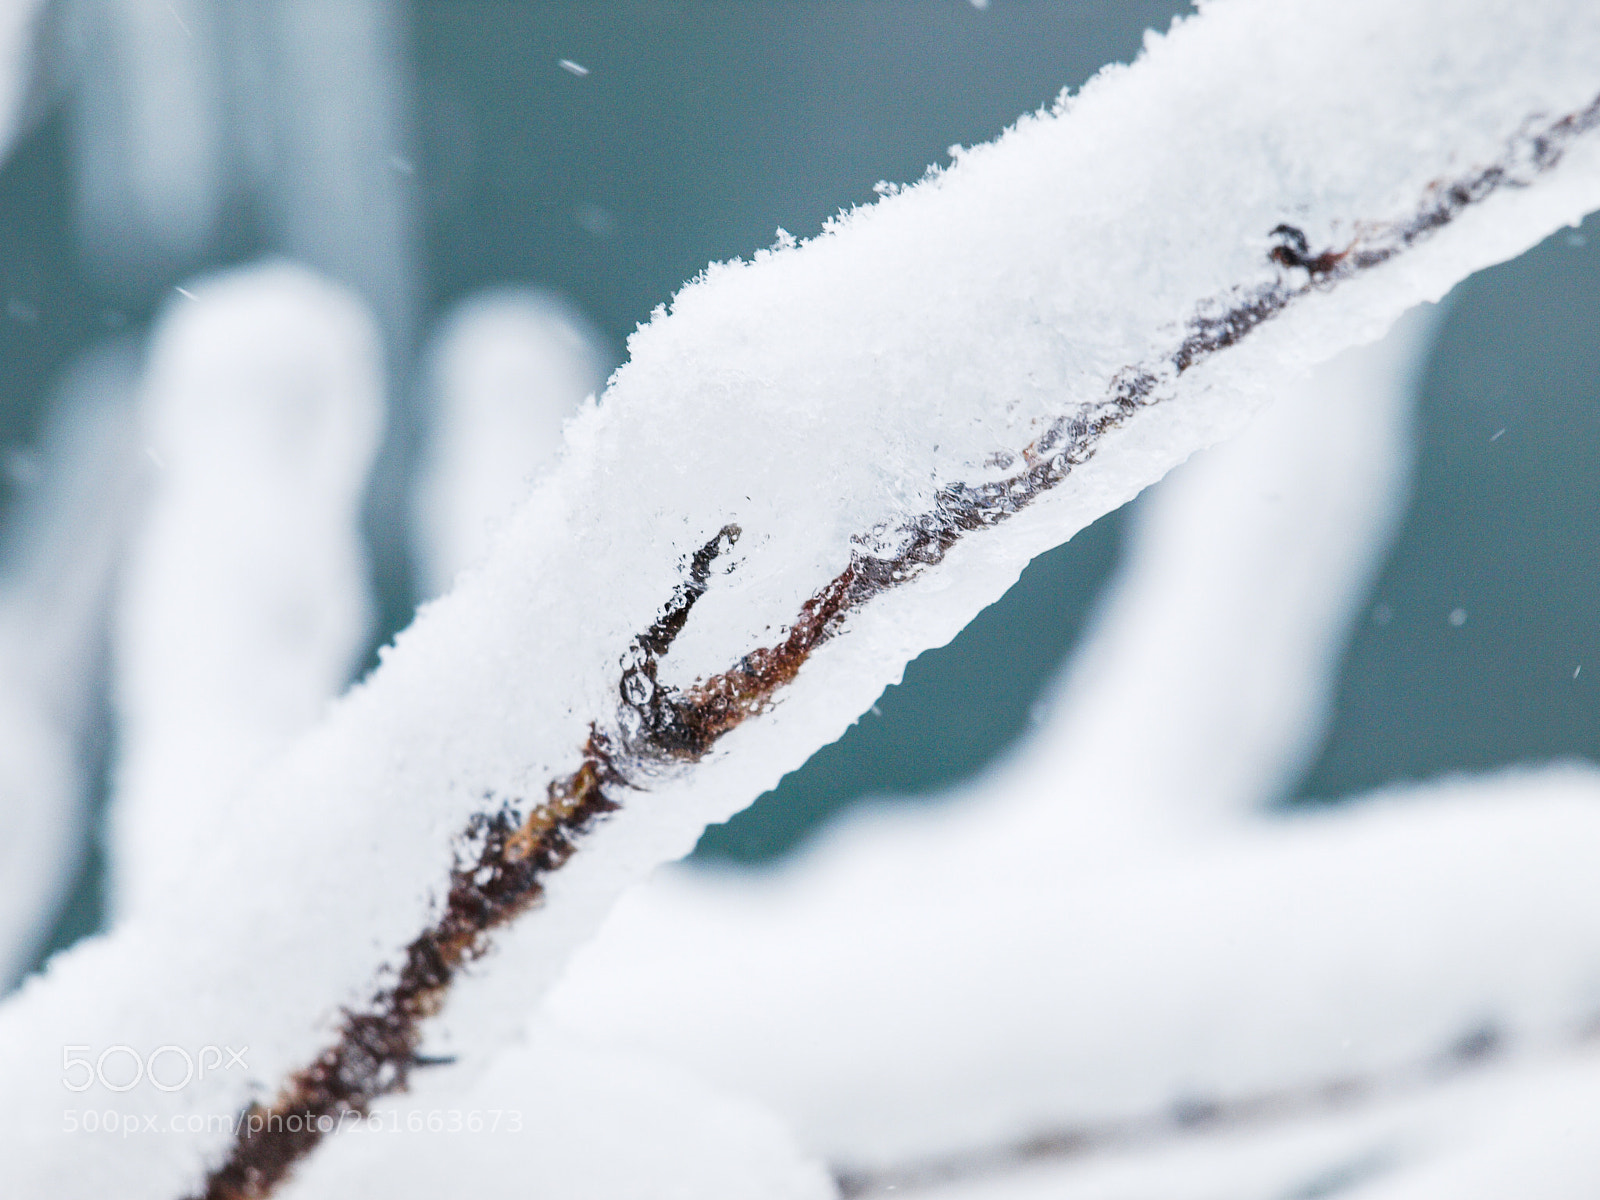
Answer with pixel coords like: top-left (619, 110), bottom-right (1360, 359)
top-left (61, 1045), bottom-right (248, 1093)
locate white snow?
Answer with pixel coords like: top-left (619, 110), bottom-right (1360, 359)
top-left (863, 1043), bottom-right (1600, 1199)
top-left (542, 313), bottom-right (1600, 1191)
top-left (110, 263), bottom-right (384, 919)
top-left (280, 1018), bottom-right (832, 1200)
top-left (0, 343), bottom-right (141, 985)
top-left (552, 768), bottom-right (1600, 1169)
top-left (542, 312), bottom-right (1600, 1167)
top-left (963, 303), bottom-right (1437, 853)
top-left (2, 2), bottom-right (1600, 1195)
top-left (541, 311), bottom-right (1600, 1192)
top-left (411, 288), bottom-right (610, 600)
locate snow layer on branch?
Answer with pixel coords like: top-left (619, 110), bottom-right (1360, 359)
top-left (0, 343), bottom-right (139, 986)
top-left (280, 1018), bottom-right (832, 1200)
top-left (554, 769), bottom-right (1600, 1167)
top-left (865, 1088), bottom-right (1416, 1200)
top-left (545, 312), bottom-right (1598, 1171)
top-left (3, 2), bottom-right (1600, 1195)
top-left (864, 1043), bottom-right (1600, 1199)
top-left (111, 263), bottom-right (383, 919)
top-left (543, 309), bottom-right (1439, 1155)
top-left (959, 302), bottom-right (1433, 855)
top-left (411, 288), bottom-right (610, 599)
top-left (1341, 1055), bottom-right (1600, 1200)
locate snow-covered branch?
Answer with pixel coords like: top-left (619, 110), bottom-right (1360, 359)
top-left (3, 2), bottom-right (1600, 1197)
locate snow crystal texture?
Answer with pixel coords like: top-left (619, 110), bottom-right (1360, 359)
top-left (3, 1), bottom-right (1600, 1196)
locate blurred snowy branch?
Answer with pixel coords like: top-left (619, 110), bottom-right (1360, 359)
top-left (0, 1), bottom-right (1597, 1198)
top-left (110, 265), bottom-right (384, 919)
top-left (410, 288), bottom-right (611, 601)
top-left (0, 345), bottom-right (138, 986)
top-left (62, 0), bottom-right (416, 342)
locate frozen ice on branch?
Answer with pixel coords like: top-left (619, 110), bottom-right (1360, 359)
top-left (3, 1), bottom-right (1600, 1196)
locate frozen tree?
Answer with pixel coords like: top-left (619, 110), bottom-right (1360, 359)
top-left (0, 0), bottom-right (1599, 1197)
top-left (549, 310), bottom-right (1600, 1195)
